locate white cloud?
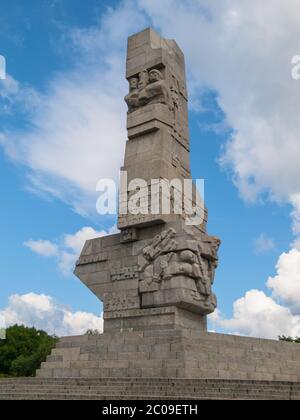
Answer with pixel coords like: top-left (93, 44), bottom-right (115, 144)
top-left (254, 233), bottom-right (275, 254)
top-left (267, 249), bottom-right (300, 312)
top-left (137, 0), bottom-right (300, 205)
top-left (211, 290), bottom-right (300, 339)
top-left (290, 194), bottom-right (300, 236)
top-left (209, 245), bottom-right (300, 338)
top-left (24, 239), bottom-right (59, 257)
top-left (0, 293), bottom-right (103, 337)
top-left (58, 225), bottom-right (118, 275)
top-left (0, 75), bottom-right (19, 100)
top-left (59, 226), bottom-right (108, 275)
top-left (1, 72), bottom-right (125, 215)
top-left (63, 226), bottom-right (106, 255)
top-left (25, 225), bottom-right (118, 276)
top-left (0, 2), bottom-right (149, 215)
top-left (210, 247), bottom-right (300, 339)
top-left (0, 74), bottom-right (40, 117)
top-left (0, 55), bottom-right (5, 80)
top-left (212, 235), bottom-right (300, 339)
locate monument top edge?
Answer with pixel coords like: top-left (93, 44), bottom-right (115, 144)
top-left (127, 27), bottom-right (184, 58)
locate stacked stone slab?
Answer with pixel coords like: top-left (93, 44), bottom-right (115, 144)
top-left (36, 27), bottom-right (300, 384)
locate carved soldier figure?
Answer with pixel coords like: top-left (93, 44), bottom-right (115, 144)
top-left (125, 68), bottom-right (173, 111)
top-left (125, 77), bottom-right (139, 112)
top-left (199, 236), bottom-right (220, 286)
top-left (144, 68), bottom-right (171, 107)
top-left (178, 250), bottom-right (197, 277)
top-left (137, 70), bottom-right (150, 106)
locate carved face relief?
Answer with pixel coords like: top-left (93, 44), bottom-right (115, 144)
top-left (180, 250), bottom-right (196, 264)
top-left (149, 69), bottom-right (163, 83)
top-left (129, 77), bottom-right (138, 91)
top-left (138, 70), bottom-right (149, 90)
top-left (125, 67), bottom-right (172, 112)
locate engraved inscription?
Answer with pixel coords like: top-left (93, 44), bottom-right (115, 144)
top-left (104, 295), bottom-right (139, 312)
top-left (76, 252), bottom-right (108, 266)
top-left (111, 266), bottom-right (140, 282)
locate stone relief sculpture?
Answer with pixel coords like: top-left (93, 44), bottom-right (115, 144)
top-left (138, 228), bottom-right (220, 315)
top-left (125, 67), bottom-right (172, 112)
top-left (145, 69), bottom-right (171, 106)
top-left (139, 228), bottom-right (178, 290)
top-left (125, 66), bottom-right (189, 150)
top-left (124, 77), bottom-right (139, 112)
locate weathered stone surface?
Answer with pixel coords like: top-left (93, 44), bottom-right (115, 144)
top-left (1, 377), bottom-right (300, 400)
top-left (74, 27), bottom-right (220, 333)
top-left (37, 329), bottom-right (300, 381)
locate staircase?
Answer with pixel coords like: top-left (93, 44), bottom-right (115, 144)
top-left (3, 330), bottom-right (299, 400)
top-left (37, 330), bottom-right (300, 382)
top-left (0, 377), bottom-right (300, 400)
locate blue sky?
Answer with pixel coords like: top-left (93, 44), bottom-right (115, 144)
top-left (1, 0), bottom-right (300, 338)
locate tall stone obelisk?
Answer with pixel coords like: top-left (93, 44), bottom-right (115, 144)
top-left (119, 28), bottom-right (191, 229)
top-left (75, 28), bottom-right (220, 333)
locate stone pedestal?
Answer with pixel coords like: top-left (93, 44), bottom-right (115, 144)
top-left (104, 307), bottom-right (207, 333)
top-left (37, 329), bottom-right (300, 382)
top-left (74, 219), bottom-right (219, 335)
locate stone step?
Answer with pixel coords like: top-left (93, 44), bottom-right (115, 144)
top-left (2, 377), bottom-right (300, 386)
top-left (0, 384), bottom-right (296, 395)
top-left (0, 392), bottom-right (198, 400)
top-left (0, 389), bottom-right (297, 400)
top-left (0, 378), bottom-right (299, 400)
top-left (3, 379), bottom-right (300, 387)
top-left (0, 393), bottom-right (293, 401)
top-left (0, 383), bottom-right (297, 392)
top-left (0, 383), bottom-right (297, 390)
top-left (0, 387), bottom-right (297, 397)
top-left (2, 377), bottom-right (300, 384)
top-left (56, 333), bottom-right (300, 354)
top-left (51, 348), bottom-right (300, 361)
top-left (55, 339), bottom-right (300, 353)
top-left (0, 391), bottom-right (297, 400)
top-left (41, 358), bottom-right (300, 371)
top-left (36, 367), bottom-right (300, 382)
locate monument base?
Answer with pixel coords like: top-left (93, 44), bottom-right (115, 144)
top-left (37, 329), bottom-right (300, 382)
top-left (104, 306), bottom-right (207, 332)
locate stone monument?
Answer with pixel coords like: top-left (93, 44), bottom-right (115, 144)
top-left (74, 27), bottom-right (220, 334)
top-left (37, 29), bottom-right (300, 382)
